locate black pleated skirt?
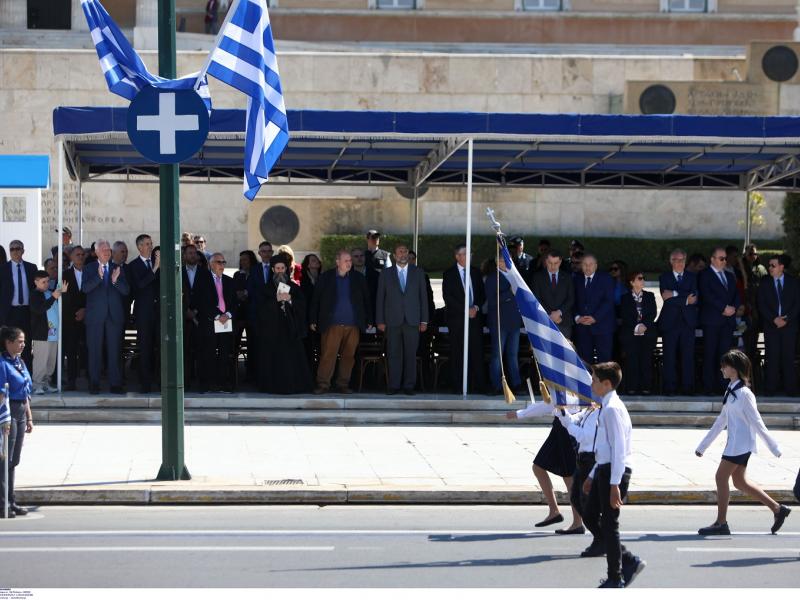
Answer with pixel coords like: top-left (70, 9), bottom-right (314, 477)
top-left (533, 417), bottom-right (578, 477)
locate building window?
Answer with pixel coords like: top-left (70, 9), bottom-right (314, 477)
top-left (522, 0), bottom-right (562, 10)
top-left (667, 0), bottom-right (707, 11)
top-left (376, 0), bottom-right (417, 9)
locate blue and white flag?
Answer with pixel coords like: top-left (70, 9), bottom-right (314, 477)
top-left (498, 236), bottom-right (593, 405)
top-left (205, 0), bottom-right (289, 200)
top-left (0, 400), bottom-right (9, 427)
top-left (81, 0), bottom-right (212, 110)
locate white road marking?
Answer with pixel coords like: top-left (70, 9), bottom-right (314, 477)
top-left (677, 547), bottom-right (800, 553)
top-left (0, 546), bottom-right (336, 553)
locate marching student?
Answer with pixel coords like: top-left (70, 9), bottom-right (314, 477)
top-left (507, 394), bottom-right (583, 534)
top-left (695, 349), bottom-right (791, 536)
top-left (558, 402), bottom-right (603, 556)
top-left (582, 362), bottom-right (645, 588)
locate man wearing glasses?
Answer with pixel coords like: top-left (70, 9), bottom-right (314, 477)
top-left (698, 247), bottom-right (740, 394)
top-left (757, 254), bottom-right (799, 396)
top-left (0, 240), bottom-right (38, 368)
top-left (196, 253), bottom-right (236, 393)
top-left (658, 249), bottom-right (699, 396)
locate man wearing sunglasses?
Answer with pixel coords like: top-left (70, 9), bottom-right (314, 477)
top-left (698, 247), bottom-right (740, 394)
top-left (0, 240), bottom-right (38, 369)
top-left (196, 253), bottom-right (236, 393)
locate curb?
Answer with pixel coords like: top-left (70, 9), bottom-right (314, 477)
top-left (16, 487), bottom-right (798, 505)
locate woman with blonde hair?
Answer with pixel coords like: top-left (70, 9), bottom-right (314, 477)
top-left (276, 245), bottom-right (303, 284)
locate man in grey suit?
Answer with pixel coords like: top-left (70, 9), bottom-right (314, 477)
top-left (530, 249), bottom-right (575, 338)
top-left (375, 243), bottom-right (429, 395)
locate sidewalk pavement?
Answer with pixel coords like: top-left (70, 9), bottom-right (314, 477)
top-left (15, 423), bottom-right (800, 505)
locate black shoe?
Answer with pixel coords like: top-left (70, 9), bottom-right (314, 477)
top-left (402, 388), bottom-right (415, 396)
top-left (89, 385), bottom-right (100, 395)
top-left (622, 556), bottom-right (646, 587)
top-left (771, 505), bottom-right (791, 534)
top-left (580, 542), bottom-right (606, 558)
top-left (598, 579), bottom-right (624, 588)
top-left (698, 522), bottom-right (731, 536)
top-left (0, 508), bottom-right (15, 519)
top-left (110, 386), bottom-right (124, 395)
top-left (387, 389), bottom-right (400, 396)
top-left (535, 513), bottom-right (564, 527)
top-left (11, 504), bottom-right (28, 516)
top-left (555, 525), bottom-right (585, 535)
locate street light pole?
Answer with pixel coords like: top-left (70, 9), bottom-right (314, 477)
top-left (155, 0), bottom-right (190, 481)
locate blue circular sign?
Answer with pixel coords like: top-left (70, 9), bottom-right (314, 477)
top-left (127, 85), bottom-right (210, 164)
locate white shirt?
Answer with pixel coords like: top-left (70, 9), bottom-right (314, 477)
top-left (696, 380), bottom-right (781, 458)
top-left (590, 390), bottom-right (633, 485)
top-left (10, 260), bottom-right (29, 306)
top-left (73, 267), bottom-right (83, 291)
top-left (186, 265), bottom-right (197, 288)
top-left (559, 406), bottom-right (600, 453)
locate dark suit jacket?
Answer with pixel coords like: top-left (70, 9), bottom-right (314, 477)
top-left (375, 264), bottom-right (428, 327)
top-left (620, 290), bottom-right (658, 333)
top-left (128, 256), bottom-right (160, 326)
top-left (366, 248), bottom-right (391, 273)
top-left (698, 268), bottom-right (740, 328)
top-left (61, 266), bottom-right (87, 329)
top-left (442, 264), bottom-right (486, 326)
top-left (485, 270), bottom-right (522, 332)
top-left (182, 265), bottom-right (208, 314)
top-left (310, 268), bottom-right (372, 333)
top-left (657, 270), bottom-right (698, 331)
top-left (82, 262), bottom-right (130, 326)
top-left (573, 270), bottom-right (616, 335)
top-left (193, 270), bottom-right (236, 335)
top-left (247, 261), bottom-right (272, 322)
top-left (531, 269), bottom-right (575, 337)
top-left (757, 273), bottom-right (800, 332)
top-left (0, 260), bottom-right (37, 323)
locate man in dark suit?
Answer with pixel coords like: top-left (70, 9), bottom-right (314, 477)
top-left (309, 249), bottom-right (372, 394)
top-left (531, 249), bottom-right (575, 339)
top-left (246, 240), bottom-right (273, 385)
top-left (181, 244), bottom-right (205, 389)
top-left (62, 245), bottom-right (88, 390)
top-left (375, 243), bottom-right (429, 395)
top-left (443, 243), bottom-right (487, 394)
top-left (82, 239), bottom-right (130, 394)
top-left (508, 236), bottom-right (534, 280)
top-left (365, 230), bottom-right (392, 274)
top-left (351, 247), bottom-right (380, 313)
top-left (0, 240), bottom-right (37, 368)
top-left (657, 248), bottom-right (699, 395)
top-left (573, 253), bottom-right (616, 364)
top-left (758, 254), bottom-right (799, 395)
top-left (129, 234), bottom-right (160, 393)
top-left (194, 252), bottom-right (236, 393)
top-left (698, 247), bottom-right (740, 394)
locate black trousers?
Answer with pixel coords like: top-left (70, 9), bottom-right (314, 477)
top-left (385, 324), bottom-right (419, 391)
top-left (448, 318), bottom-right (486, 392)
top-left (793, 467), bottom-right (800, 504)
top-left (0, 401), bottom-right (27, 509)
top-left (620, 330), bottom-right (657, 393)
top-left (764, 325), bottom-right (798, 395)
top-left (702, 322), bottom-right (735, 393)
top-left (136, 315), bottom-right (158, 388)
top-left (199, 330), bottom-right (234, 391)
top-left (183, 317), bottom-right (200, 388)
top-left (6, 306), bottom-right (32, 370)
top-left (661, 324), bottom-right (695, 393)
top-left (63, 322), bottom-right (86, 385)
top-left (584, 464), bottom-right (634, 582)
top-left (570, 453), bottom-right (600, 543)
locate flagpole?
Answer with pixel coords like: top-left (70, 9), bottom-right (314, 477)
top-left (3, 383), bottom-right (9, 519)
top-left (57, 141), bottom-right (64, 395)
top-left (193, 0), bottom-right (242, 90)
top-left (462, 138), bottom-right (473, 399)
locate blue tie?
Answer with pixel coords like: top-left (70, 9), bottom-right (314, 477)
top-left (399, 268), bottom-right (406, 292)
top-left (677, 273), bottom-right (683, 283)
top-left (103, 264), bottom-right (109, 286)
top-left (717, 271), bottom-right (727, 289)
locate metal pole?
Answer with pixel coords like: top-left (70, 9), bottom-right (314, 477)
top-left (462, 138), bottom-right (473, 398)
top-left (77, 178), bottom-right (83, 246)
top-left (745, 191), bottom-right (752, 249)
top-left (156, 0), bottom-right (189, 481)
top-left (412, 186), bottom-right (419, 256)
top-left (3, 384), bottom-right (8, 519)
top-left (57, 141), bottom-right (64, 394)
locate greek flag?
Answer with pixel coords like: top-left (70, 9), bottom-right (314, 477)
top-left (498, 236), bottom-right (593, 405)
top-left (205, 0), bottom-right (289, 200)
top-left (0, 401), bottom-right (9, 426)
top-left (81, 0), bottom-right (212, 110)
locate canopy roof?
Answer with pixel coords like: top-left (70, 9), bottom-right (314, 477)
top-left (53, 107), bottom-right (800, 191)
top-left (0, 155), bottom-right (50, 189)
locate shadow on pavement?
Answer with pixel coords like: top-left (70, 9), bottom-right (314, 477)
top-left (692, 556), bottom-right (800, 568)
top-left (21, 479), bottom-right (154, 488)
top-left (428, 533), bottom-right (549, 543)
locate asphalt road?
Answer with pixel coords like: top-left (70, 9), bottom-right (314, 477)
top-left (0, 505), bottom-right (798, 588)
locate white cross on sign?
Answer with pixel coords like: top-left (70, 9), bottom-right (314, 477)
top-left (136, 92), bottom-right (199, 155)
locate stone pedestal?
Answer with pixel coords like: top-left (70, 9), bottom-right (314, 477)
top-left (133, 0), bottom-right (158, 50)
top-left (0, 0), bottom-right (27, 29)
top-left (71, 0), bottom-right (88, 31)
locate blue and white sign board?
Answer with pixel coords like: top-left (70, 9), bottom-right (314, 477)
top-left (126, 86), bottom-right (209, 164)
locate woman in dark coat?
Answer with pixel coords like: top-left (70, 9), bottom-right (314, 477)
top-left (257, 255), bottom-right (312, 394)
top-left (619, 269), bottom-right (658, 395)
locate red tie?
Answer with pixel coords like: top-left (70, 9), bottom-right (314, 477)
top-left (551, 273), bottom-right (557, 289)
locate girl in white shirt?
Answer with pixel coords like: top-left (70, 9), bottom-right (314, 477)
top-left (695, 349), bottom-right (791, 535)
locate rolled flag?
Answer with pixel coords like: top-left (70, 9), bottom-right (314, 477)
top-left (498, 235), bottom-right (593, 406)
top-left (81, 0), bottom-right (212, 111)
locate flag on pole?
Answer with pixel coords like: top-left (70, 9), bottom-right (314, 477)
top-left (0, 401), bottom-right (9, 427)
top-left (81, 0), bottom-right (212, 110)
top-left (498, 236), bottom-right (593, 406)
top-left (205, 0), bottom-right (289, 200)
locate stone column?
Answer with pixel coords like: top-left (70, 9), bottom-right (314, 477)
top-left (795, 0), bottom-right (800, 42)
top-left (72, 0), bottom-right (88, 31)
top-left (0, 0), bottom-right (27, 29)
top-left (134, 0), bottom-right (158, 50)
